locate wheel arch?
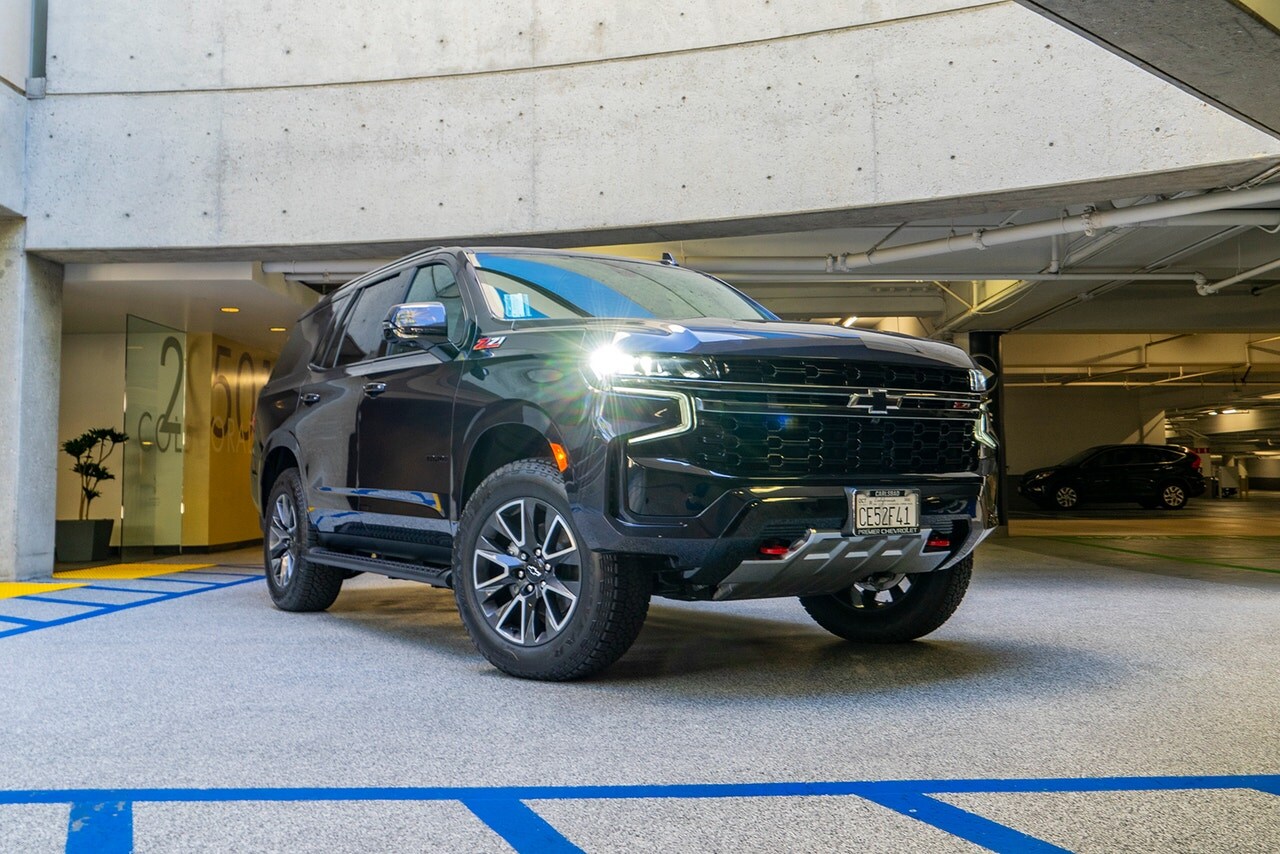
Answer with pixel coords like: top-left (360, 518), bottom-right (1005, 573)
top-left (260, 441), bottom-right (301, 514)
top-left (459, 410), bottom-right (564, 514)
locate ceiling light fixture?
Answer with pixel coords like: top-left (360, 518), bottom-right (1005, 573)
top-left (841, 316), bottom-right (859, 327)
top-left (1208, 410), bottom-right (1219, 416)
top-left (269, 326), bottom-right (286, 332)
top-left (1220, 408), bottom-right (1240, 415)
top-left (220, 306), bottom-right (240, 313)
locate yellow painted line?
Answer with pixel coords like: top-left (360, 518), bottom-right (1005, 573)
top-left (54, 563), bottom-right (215, 580)
top-left (0, 582), bottom-right (89, 600)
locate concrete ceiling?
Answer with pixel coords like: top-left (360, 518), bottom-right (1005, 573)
top-left (62, 262), bottom-right (319, 352)
top-left (1017, 0), bottom-right (1280, 140)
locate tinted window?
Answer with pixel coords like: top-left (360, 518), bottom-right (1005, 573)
top-left (472, 252), bottom-right (773, 323)
top-left (1090, 448), bottom-right (1132, 467)
top-left (403, 263), bottom-right (466, 344)
top-left (1128, 448), bottom-right (1164, 465)
top-left (332, 273), bottom-right (410, 366)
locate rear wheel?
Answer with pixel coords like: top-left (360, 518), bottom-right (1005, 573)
top-left (454, 459), bottom-right (650, 680)
top-left (799, 556), bottom-right (972, 643)
top-left (1157, 481), bottom-right (1189, 510)
top-left (263, 469), bottom-right (344, 612)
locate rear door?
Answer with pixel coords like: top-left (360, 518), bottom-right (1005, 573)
top-left (353, 261), bottom-right (472, 557)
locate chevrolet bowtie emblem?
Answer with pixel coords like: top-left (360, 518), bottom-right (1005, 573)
top-left (849, 389), bottom-right (902, 415)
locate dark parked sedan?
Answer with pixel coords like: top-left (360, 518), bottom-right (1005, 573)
top-left (1019, 444), bottom-right (1206, 510)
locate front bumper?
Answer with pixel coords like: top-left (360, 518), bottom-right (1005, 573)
top-left (572, 465), bottom-right (997, 601)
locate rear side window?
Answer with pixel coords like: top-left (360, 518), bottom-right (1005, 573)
top-left (331, 273), bottom-right (411, 366)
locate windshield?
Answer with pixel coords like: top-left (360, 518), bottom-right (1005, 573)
top-left (472, 252), bottom-right (775, 323)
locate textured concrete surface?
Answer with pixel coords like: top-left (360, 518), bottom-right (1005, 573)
top-left (0, 219), bottom-right (62, 581)
top-left (531, 795), bottom-right (986, 852)
top-left (25, 3), bottom-right (1280, 258)
top-left (939, 788), bottom-right (1280, 854)
top-left (45, 0), bottom-right (976, 93)
top-left (132, 801), bottom-right (510, 854)
top-left (0, 804), bottom-right (68, 854)
top-left (0, 539), bottom-right (1277, 850)
top-left (0, 85), bottom-right (24, 216)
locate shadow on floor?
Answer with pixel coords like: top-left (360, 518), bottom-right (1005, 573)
top-left (325, 581), bottom-right (1115, 698)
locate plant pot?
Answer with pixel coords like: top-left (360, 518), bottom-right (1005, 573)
top-left (55, 519), bottom-right (115, 563)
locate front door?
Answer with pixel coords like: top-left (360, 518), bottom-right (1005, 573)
top-left (354, 262), bottom-right (471, 561)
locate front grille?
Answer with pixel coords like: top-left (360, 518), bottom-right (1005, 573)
top-left (647, 411), bottom-right (980, 477)
top-left (714, 357), bottom-right (972, 393)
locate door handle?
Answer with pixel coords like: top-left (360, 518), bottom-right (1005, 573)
top-left (300, 392), bottom-right (321, 405)
top-left (363, 382), bottom-right (388, 397)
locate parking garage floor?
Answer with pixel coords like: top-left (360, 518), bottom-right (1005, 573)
top-left (2, 536), bottom-right (1277, 853)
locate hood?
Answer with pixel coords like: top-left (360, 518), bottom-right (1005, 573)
top-left (530, 317), bottom-right (976, 370)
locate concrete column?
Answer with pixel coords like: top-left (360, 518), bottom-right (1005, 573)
top-left (0, 218), bottom-right (63, 580)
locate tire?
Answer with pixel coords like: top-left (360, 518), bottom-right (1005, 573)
top-left (453, 459), bottom-right (650, 681)
top-left (799, 555), bottom-right (972, 644)
top-left (1157, 481), bottom-right (1189, 510)
top-left (1050, 482), bottom-right (1082, 510)
top-left (263, 468), bottom-right (344, 612)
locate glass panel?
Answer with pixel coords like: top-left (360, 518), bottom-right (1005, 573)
top-left (122, 316), bottom-right (186, 560)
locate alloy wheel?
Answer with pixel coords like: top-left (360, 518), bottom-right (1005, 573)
top-left (267, 493), bottom-right (298, 587)
top-left (1055, 485), bottom-right (1079, 508)
top-left (472, 498), bottom-right (582, 646)
top-left (1163, 484), bottom-right (1186, 507)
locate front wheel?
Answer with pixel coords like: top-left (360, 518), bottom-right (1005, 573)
top-left (799, 556), bottom-right (972, 643)
top-left (453, 459), bottom-right (650, 680)
top-left (1051, 482), bottom-right (1082, 510)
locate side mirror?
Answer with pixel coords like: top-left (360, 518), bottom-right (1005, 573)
top-left (383, 302), bottom-right (449, 346)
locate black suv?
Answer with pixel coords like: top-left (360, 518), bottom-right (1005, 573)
top-left (1018, 444), bottom-right (1206, 511)
top-left (253, 248), bottom-right (997, 679)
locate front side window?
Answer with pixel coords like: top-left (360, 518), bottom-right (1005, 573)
top-left (331, 273), bottom-right (410, 366)
top-left (403, 263), bottom-right (466, 344)
top-left (472, 252), bottom-right (774, 324)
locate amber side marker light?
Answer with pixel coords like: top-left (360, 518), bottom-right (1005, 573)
top-left (549, 442), bottom-right (570, 472)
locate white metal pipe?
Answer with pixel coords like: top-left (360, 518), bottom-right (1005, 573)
top-left (1197, 257), bottom-right (1280, 295)
top-left (835, 184), bottom-right (1280, 270)
top-left (263, 261), bottom-right (385, 275)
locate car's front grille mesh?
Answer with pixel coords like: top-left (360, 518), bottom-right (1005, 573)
top-left (713, 357), bottom-right (972, 393)
top-left (646, 411), bottom-right (980, 477)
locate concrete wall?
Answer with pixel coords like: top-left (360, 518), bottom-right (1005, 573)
top-left (0, 0), bottom-right (30, 89)
top-left (45, 0), bottom-right (975, 92)
top-left (1004, 387), bottom-right (1165, 474)
top-left (0, 220), bottom-right (61, 580)
top-left (25, 1), bottom-right (1280, 258)
top-left (0, 0), bottom-right (29, 215)
top-left (57, 333), bottom-right (126, 543)
top-left (0, 87), bottom-right (23, 216)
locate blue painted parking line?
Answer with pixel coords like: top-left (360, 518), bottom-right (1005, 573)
top-left (0, 575), bottom-right (263, 640)
top-left (4, 774), bottom-right (1276, 854)
top-left (19, 595), bottom-right (115, 608)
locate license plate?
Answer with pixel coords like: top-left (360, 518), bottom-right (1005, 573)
top-left (852, 489), bottom-right (920, 535)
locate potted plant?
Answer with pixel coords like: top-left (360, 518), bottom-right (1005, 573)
top-left (56, 428), bottom-right (128, 562)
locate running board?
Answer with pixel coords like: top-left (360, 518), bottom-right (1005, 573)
top-left (307, 548), bottom-right (452, 588)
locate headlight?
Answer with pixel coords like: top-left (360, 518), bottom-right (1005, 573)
top-left (1026, 471), bottom-right (1052, 482)
top-left (588, 347), bottom-right (717, 382)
